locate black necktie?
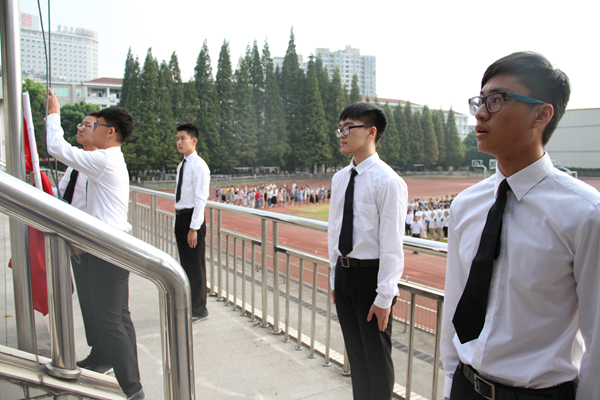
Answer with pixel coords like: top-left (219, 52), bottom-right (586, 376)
top-left (63, 169), bottom-right (79, 205)
top-left (338, 168), bottom-right (358, 257)
top-left (176, 159), bottom-right (186, 203)
top-left (453, 179), bottom-right (511, 344)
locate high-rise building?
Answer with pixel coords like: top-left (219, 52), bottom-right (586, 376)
top-left (316, 46), bottom-right (376, 98)
top-left (20, 12), bottom-right (98, 83)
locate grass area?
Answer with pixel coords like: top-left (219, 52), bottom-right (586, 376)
top-left (289, 203), bottom-right (331, 222)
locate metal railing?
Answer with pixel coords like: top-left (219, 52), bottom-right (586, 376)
top-left (0, 171), bottom-right (195, 400)
top-left (130, 186), bottom-right (448, 400)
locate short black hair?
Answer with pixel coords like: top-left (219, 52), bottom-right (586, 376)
top-left (87, 112), bottom-right (99, 118)
top-left (482, 52), bottom-right (570, 145)
top-left (339, 102), bottom-right (387, 143)
top-left (176, 123), bottom-right (199, 140)
top-left (98, 107), bottom-right (135, 143)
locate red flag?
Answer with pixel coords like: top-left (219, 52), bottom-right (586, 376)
top-left (7, 93), bottom-right (53, 315)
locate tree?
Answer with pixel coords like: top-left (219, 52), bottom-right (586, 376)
top-left (215, 40), bottom-right (236, 171)
top-left (393, 103), bottom-right (409, 168)
top-left (377, 102), bottom-right (401, 166)
top-left (233, 56), bottom-right (258, 167)
top-left (297, 56), bottom-right (330, 171)
top-left (432, 109), bottom-right (446, 168)
top-left (349, 74), bottom-right (361, 103)
top-left (157, 60), bottom-right (178, 171)
top-left (421, 105), bottom-right (439, 167)
top-left (327, 67), bottom-right (349, 167)
top-left (246, 41), bottom-right (264, 136)
top-left (444, 108), bottom-right (465, 167)
top-left (169, 52), bottom-right (186, 125)
top-left (192, 40), bottom-right (220, 167)
top-left (60, 102), bottom-right (101, 146)
top-left (119, 48), bottom-right (141, 115)
top-left (410, 110), bottom-right (424, 166)
top-left (260, 39), bottom-right (289, 166)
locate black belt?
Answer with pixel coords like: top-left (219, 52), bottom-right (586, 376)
top-left (175, 208), bottom-right (193, 215)
top-left (337, 257), bottom-right (379, 268)
top-left (459, 362), bottom-right (576, 400)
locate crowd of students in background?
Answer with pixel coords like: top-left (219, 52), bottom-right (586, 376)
top-left (214, 182), bottom-right (331, 209)
top-left (406, 196), bottom-right (456, 242)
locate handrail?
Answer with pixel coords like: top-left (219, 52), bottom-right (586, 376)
top-left (0, 171), bottom-right (195, 400)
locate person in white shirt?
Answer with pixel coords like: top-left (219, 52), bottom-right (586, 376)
top-left (54, 112), bottom-right (114, 375)
top-left (174, 124), bottom-right (210, 322)
top-left (46, 89), bottom-right (145, 400)
top-left (405, 209), bottom-right (413, 236)
top-left (435, 210), bottom-right (444, 241)
top-left (441, 52), bottom-right (598, 400)
top-left (328, 102), bottom-right (407, 399)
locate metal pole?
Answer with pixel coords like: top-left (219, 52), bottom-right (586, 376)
top-left (284, 254), bottom-right (291, 343)
top-left (131, 190), bottom-right (139, 238)
top-left (150, 194), bottom-right (157, 247)
top-left (0, 0), bottom-right (36, 354)
top-left (406, 292), bottom-right (417, 399)
top-left (250, 243), bottom-right (256, 322)
top-left (240, 241), bottom-right (246, 316)
top-left (216, 210), bottom-right (223, 301)
top-left (225, 236), bottom-right (230, 306)
top-left (309, 262), bottom-right (318, 359)
top-left (209, 208), bottom-right (215, 294)
top-left (342, 347), bottom-right (350, 376)
top-left (44, 234), bottom-right (80, 380)
top-left (431, 301), bottom-right (444, 400)
top-left (232, 237), bottom-right (238, 310)
top-left (295, 259), bottom-right (304, 351)
top-left (271, 222), bottom-right (281, 334)
top-left (323, 268), bottom-right (332, 367)
top-left (260, 219), bottom-right (268, 328)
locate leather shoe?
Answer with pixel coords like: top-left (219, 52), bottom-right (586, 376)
top-left (127, 389), bottom-right (146, 400)
top-left (89, 363), bottom-right (113, 374)
top-left (192, 310), bottom-right (209, 323)
top-left (76, 354), bottom-right (96, 369)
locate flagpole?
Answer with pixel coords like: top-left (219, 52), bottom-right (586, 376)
top-left (0, 0), bottom-right (38, 354)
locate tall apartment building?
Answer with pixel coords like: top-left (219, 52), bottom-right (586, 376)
top-left (20, 12), bottom-right (98, 83)
top-left (316, 46), bottom-right (376, 98)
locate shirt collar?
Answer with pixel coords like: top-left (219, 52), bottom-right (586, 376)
top-left (350, 152), bottom-right (380, 176)
top-left (183, 151), bottom-right (198, 161)
top-left (495, 152), bottom-right (554, 201)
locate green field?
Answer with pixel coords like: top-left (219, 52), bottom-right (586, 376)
top-left (289, 203), bottom-right (331, 222)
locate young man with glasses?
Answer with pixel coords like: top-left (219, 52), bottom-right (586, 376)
top-left (46, 89), bottom-right (145, 400)
top-left (441, 52), bottom-right (600, 399)
top-left (53, 112), bottom-right (114, 374)
top-left (328, 102), bottom-right (407, 399)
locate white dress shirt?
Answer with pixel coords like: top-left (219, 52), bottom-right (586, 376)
top-left (174, 151), bottom-right (210, 230)
top-left (441, 152), bottom-right (600, 399)
top-left (54, 167), bottom-right (88, 212)
top-left (46, 113), bottom-right (131, 232)
top-left (328, 153), bottom-right (408, 309)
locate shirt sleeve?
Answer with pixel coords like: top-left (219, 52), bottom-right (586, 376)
top-left (573, 203), bottom-right (600, 399)
top-left (46, 113), bottom-right (108, 181)
top-left (373, 177), bottom-right (407, 309)
top-left (189, 160), bottom-right (210, 230)
top-left (441, 209), bottom-right (461, 398)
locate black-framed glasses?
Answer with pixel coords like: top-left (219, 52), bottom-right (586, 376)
top-left (335, 125), bottom-right (373, 138)
top-left (77, 123), bottom-right (93, 130)
top-left (93, 122), bottom-right (113, 130)
top-left (468, 92), bottom-right (546, 116)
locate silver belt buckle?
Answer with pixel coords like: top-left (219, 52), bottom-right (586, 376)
top-left (474, 374), bottom-right (495, 400)
top-left (340, 257), bottom-right (350, 268)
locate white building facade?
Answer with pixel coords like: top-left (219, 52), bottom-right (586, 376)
top-left (316, 46), bottom-right (376, 98)
top-left (20, 12), bottom-right (98, 83)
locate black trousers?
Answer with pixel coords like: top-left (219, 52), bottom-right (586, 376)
top-left (86, 255), bottom-right (142, 397)
top-left (335, 262), bottom-right (394, 400)
top-left (71, 253), bottom-right (109, 362)
top-left (175, 213), bottom-right (208, 316)
top-left (450, 364), bottom-right (576, 400)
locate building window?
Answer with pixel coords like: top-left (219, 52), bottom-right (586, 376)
top-left (54, 87), bottom-right (69, 97)
top-left (76, 88), bottom-right (82, 97)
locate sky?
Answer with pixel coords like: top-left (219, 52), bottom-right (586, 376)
top-left (20, 0), bottom-right (600, 125)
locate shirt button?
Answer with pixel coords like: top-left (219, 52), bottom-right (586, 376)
top-left (486, 316), bottom-right (491, 323)
top-left (504, 208), bottom-right (508, 213)
top-left (475, 352), bottom-right (481, 358)
top-left (491, 281), bottom-right (497, 287)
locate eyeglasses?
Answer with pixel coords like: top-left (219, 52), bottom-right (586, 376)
top-left (77, 123), bottom-right (93, 130)
top-left (335, 125), bottom-right (373, 138)
top-left (93, 122), bottom-right (113, 130)
top-left (468, 92), bottom-right (546, 116)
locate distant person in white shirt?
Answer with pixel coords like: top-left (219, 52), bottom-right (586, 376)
top-left (441, 52), bottom-right (598, 400)
top-left (328, 102), bottom-right (407, 399)
top-left (174, 123), bottom-right (210, 323)
top-left (46, 89), bottom-right (145, 400)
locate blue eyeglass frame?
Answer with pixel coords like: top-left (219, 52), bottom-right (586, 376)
top-left (468, 92), bottom-right (546, 116)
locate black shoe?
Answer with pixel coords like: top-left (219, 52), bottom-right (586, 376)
top-left (127, 389), bottom-right (146, 400)
top-left (192, 310), bottom-right (209, 323)
top-left (76, 354), bottom-right (96, 369)
top-left (89, 363), bottom-right (114, 374)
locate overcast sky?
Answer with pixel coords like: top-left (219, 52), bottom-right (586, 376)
top-left (20, 0), bottom-right (599, 125)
